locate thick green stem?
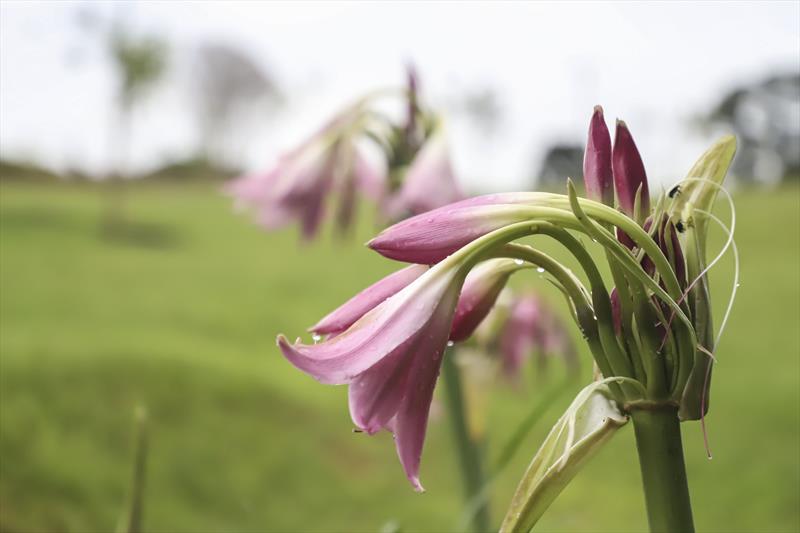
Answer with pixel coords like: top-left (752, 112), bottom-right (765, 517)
top-left (631, 407), bottom-right (695, 533)
top-left (441, 349), bottom-right (490, 532)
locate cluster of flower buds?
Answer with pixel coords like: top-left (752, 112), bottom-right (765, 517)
top-left (277, 105), bottom-right (736, 490)
top-left (225, 67), bottom-right (463, 240)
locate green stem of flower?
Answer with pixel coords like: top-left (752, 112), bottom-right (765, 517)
top-left (442, 348), bottom-right (491, 532)
top-left (631, 407), bottom-right (695, 533)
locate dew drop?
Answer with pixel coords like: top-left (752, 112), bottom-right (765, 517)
top-left (514, 259), bottom-right (524, 266)
top-left (446, 340), bottom-right (455, 347)
top-left (536, 267), bottom-right (545, 273)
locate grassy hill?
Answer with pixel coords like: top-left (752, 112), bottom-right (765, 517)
top-left (1, 180), bottom-right (798, 532)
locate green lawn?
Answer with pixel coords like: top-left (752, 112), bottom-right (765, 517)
top-left (1, 180), bottom-right (798, 532)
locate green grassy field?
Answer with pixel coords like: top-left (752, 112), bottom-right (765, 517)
top-left (1, 180), bottom-right (798, 532)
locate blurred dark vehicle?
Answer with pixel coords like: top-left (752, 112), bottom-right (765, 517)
top-left (534, 143), bottom-right (583, 191)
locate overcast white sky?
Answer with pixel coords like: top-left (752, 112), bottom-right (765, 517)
top-left (1, 1), bottom-right (798, 191)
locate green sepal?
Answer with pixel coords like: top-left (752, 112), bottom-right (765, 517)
top-left (667, 135), bottom-right (737, 239)
top-left (668, 136), bottom-right (736, 420)
top-left (499, 380), bottom-right (631, 533)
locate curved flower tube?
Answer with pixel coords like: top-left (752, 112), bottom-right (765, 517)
top-left (450, 258), bottom-right (532, 342)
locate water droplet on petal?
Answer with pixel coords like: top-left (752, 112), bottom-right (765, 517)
top-left (446, 340), bottom-right (455, 347)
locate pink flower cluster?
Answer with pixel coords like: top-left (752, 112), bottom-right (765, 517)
top-left (277, 105), bottom-right (698, 490)
top-left (226, 68), bottom-right (463, 240)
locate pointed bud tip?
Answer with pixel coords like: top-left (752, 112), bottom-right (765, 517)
top-left (566, 177), bottom-right (577, 193)
top-left (718, 134), bottom-right (737, 149)
top-left (592, 104), bottom-right (604, 116)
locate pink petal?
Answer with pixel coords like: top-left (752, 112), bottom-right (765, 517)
top-left (368, 203), bottom-right (537, 264)
top-left (354, 149), bottom-right (386, 201)
top-left (348, 340), bottom-right (417, 434)
top-left (277, 262), bottom-right (462, 384)
top-left (389, 131), bottom-right (464, 217)
top-left (390, 289), bottom-right (458, 492)
top-left (499, 296), bottom-right (543, 378)
top-left (310, 264), bottom-right (429, 336)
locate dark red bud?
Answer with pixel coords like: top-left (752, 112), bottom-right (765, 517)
top-left (612, 120), bottom-right (650, 221)
top-left (583, 105), bottom-right (614, 206)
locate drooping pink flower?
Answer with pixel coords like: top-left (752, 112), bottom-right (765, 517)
top-left (225, 138), bottom-right (338, 240)
top-left (583, 105), bottom-right (614, 206)
top-left (226, 115), bottom-right (386, 240)
top-left (450, 258), bottom-right (531, 342)
top-left (387, 127), bottom-right (464, 218)
top-left (278, 255), bottom-right (471, 491)
top-left (310, 264), bottom-right (429, 337)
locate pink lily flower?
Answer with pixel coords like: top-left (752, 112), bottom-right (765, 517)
top-left (387, 127), bottom-right (464, 218)
top-left (278, 254), bottom-right (473, 491)
top-left (450, 258), bottom-right (531, 343)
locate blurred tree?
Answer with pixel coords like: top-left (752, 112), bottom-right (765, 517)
top-left (112, 34), bottom-right (167, 113)
top-left (191, 43), bottom-right (281, 167)
top-left (104, 29), bottom-right (167, 234)
top-left (72, 3), bottom-right (169, 236)
top-left (705, 72), bottom-right (800, 184)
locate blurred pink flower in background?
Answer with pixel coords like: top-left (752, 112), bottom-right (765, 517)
top-left (387, 126), bottom-right (464, 219)
top-left (498, 293), bottom-right (577, 380)
top-left (225, 130), bottom-right (383, 240)
top-left (226, 67), bottom-right (464, 240)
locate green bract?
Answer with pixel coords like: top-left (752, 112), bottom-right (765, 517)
top-left (499, 379), bottom-right (634, 533)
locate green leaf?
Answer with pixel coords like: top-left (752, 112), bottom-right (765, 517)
top-left (499, 380), bottom-right (630, 533)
